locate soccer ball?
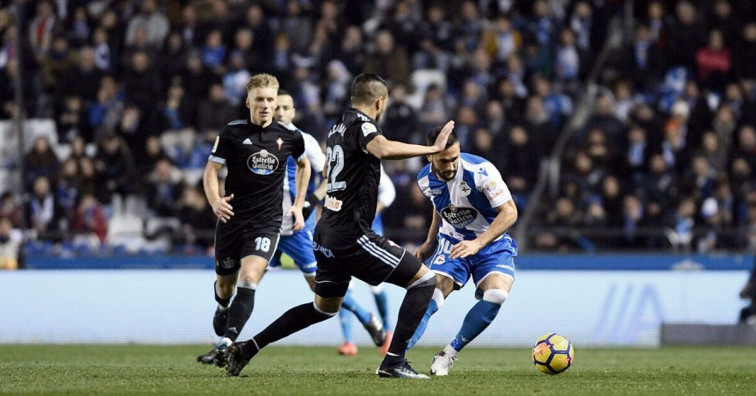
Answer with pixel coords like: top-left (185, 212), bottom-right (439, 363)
top-left (532, 333), bottom-right (574, 375)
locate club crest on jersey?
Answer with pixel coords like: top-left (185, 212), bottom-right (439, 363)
top-left (247, 149), bottom-right (279, 175)
top-left (276, 137), bottom-right (283, 150)
top-left (440, 204), bottom-right (477, 228)
top-left (459, 181), bottom-right (471, 196)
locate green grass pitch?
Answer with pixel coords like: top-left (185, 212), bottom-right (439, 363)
top-left (2, 345), bottom-right (755, 395)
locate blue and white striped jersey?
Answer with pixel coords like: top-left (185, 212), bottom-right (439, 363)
top-left (280, 123), bottom-right (325, 236)
top-left (417, 153), bottom-right (512, 241)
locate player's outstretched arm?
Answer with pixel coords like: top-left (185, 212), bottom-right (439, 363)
top-left (450, 200), bottom-right (517, 259)
top-left (288, 156), bottom-right (311, 231)
top-left (366, 120), bottom-right (455, 160)
top-left (415, 210), bottom-right (442, 262)
top-left (203, 160), bottom-right (234, 223)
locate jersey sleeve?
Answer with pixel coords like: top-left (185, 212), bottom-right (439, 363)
top-left (476, 162), bottom-right (512, 208)
top-left (357, 121), bottom-right (382, 152)
top-left (292, 130), bottom-right (306, 162)
top-left (303, 133), bottom-right (326, 173)
top-left (209, 128), bottom-right (230, 165)
top-left (416, 166), bottom-right (432, 198)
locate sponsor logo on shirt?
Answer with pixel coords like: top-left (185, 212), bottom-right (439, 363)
top-left (247, 149), bottom-right (279, 175)
top-left (276, 137), bottom-right (283, 150)
top-left (440, 204), bottom-right (477, 228)
top-left (429, 189), bottom-right (443, 195)
top-left (325, 195), bottom-right (343, 212)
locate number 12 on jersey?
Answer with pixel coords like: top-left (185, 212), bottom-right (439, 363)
top-left (326, 145), bottom-right (346, 193)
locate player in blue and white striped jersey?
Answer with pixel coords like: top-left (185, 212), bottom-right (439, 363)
top-left (408, 126), bottom-right (518, 376)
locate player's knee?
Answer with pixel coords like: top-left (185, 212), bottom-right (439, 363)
top-left (313, 301), bottom-right (339, 318)
top-left (408, 270), bottom-right (436, 290)
top-left (482, 288), bottom-right (509, 305)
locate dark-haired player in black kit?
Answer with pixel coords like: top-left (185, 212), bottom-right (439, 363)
top-left (226, 73), bottom-right (455, 379)
top-left (197, 73), bottom-right (311, 366)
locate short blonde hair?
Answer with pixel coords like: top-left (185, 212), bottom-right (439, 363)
top-left (246, 73), bottom-right (280, 92)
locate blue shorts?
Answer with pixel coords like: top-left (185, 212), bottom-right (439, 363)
top-left (268, 228), bottom-right (317, 275)
top-left (426, 233), bottom-right (517, 292)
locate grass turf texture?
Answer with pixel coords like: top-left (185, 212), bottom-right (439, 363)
top-left (1, 345), bottom-right (755, 395)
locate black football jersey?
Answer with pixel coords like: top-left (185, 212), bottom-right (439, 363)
top-left (317, 108), bottom-right (382, 238)
top-left (209, 118), bottom-right (305, 229)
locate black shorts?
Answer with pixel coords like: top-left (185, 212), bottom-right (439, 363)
top-left (215, 224), bottom-right (281, 276)
top-left (312, 229), bottom-right (422, 298)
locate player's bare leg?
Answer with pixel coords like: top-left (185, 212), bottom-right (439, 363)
top-left (431, 273), bottom-right (514, 376)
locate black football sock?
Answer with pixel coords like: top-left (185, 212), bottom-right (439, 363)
top-left (242, 302), bottom-right (333, 358)
top-left (384, 273), bottom-right (436, 365)
top-left (224, 283), bottom-right (256, 341)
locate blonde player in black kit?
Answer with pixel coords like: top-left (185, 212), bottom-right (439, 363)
top-left (226, 73), bottom-right (454, 379)
top-left (197, 73), bottom-right (311, 366)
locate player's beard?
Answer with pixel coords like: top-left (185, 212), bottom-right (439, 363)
top-left (432, 165), bottom-right (456, 181)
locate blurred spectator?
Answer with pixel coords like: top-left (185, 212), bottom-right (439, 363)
top-left (28, 176), bottom-right (60, 241)
top-left (499, 125), bottom-right (539, 207)
top-left (419, 84), bottom-right (451, 129)
top-left (28, 0), bottom-right (59, 58)
top-left (337, 25), bottom-right (365, 75)
top-left (695, 29), bottom-right (731, 92)
top-left (24, 136), bottom-right (59, 190)
top-left (197, 83), bottom-right (236, 133)
top-left (0, 192), bottom-right (21, 228)
top-left (223, 51), bottom-right (251, 108)
top-left (733, 22), bottom-right (756, 81)
top-left (666, 1), bottom-right (707, 68)
top-left (67, 6), bottom-right (90, 48)
top-left (0, 216), bottom-right (21, 270)
top-left (88, 75), bottom-right (125, 137)
top-left (200, 29), bottom-right (225, 71)
top-left (56, 157), bottom-right (80, 221)
top-left (160, 82), bottom-right (191, 131)
top-left (145, 158), bottom-right (184, 217)
top-left (176, 186), bottom-right (215, 251)
top-left (281, 0), bottom-right (313, 55)
top-left (620, 23), bottom-right (664, 92)
top-left (157, 31), bottom-right (185, 83)
top-left (534, 197), bottom-right (583, 251)
top-left (56, 95), bottom-right (90, 143)
top-left (382, 83), bottom-right (418, 143)
top-left (125, 0), bottom-right (169, 50)
top-left (732, 125), bottom-right (756, 171)
top-left (71, 193), bottom-right (107, 247)
top-left (92, 27), bottom-right (113, 72)
top-left (523, 96), bottom-right (556, 158)
top-left (322, 60), bottom-right (351, 121)
top-left (363, 30), bottom-right (409, 85)
top-left (122, 51), bottom-right (162, 126)
top-left (413, 5), bottom-right (453, 71)
top-left (57, 47), bottom-right (103, 106)
top-left (93, 134), bottom-right (134, 206)
top-left (670, 195), bottom-right (697, 251)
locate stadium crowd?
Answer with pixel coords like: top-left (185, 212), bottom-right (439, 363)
top-left (0, 0), bottom-right (755, 264)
